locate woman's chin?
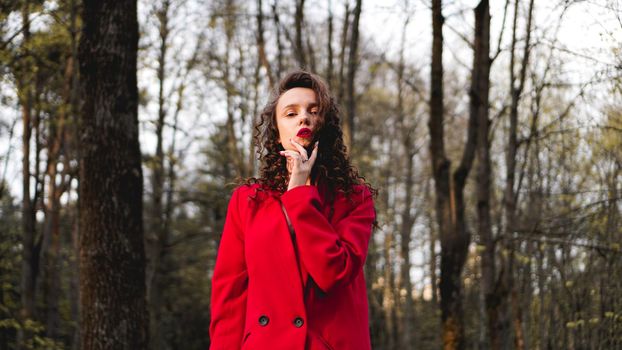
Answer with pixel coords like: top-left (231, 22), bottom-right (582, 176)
top-left (294, 137), bottom-right (311, 146)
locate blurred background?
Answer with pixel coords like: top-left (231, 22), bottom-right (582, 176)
top-left (0, 0), bottom-right (620, 349)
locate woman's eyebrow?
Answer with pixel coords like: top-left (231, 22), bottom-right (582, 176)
top-left (281, 101), bottom-right (318, 111)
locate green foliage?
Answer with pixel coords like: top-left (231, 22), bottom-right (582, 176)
top-left (0, 318), bottom-right (65, 350)
top-left (0, 188), bottom-right (21, 349)
top-left (0, 188), bottom-right (66, 349)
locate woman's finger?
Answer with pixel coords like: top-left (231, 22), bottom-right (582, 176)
top-left (308, 141), bottom-right (319, 164)
top-left (279, 150), bottom-right (303, 162)
top-left (289, 138), bottom-right (308, 160)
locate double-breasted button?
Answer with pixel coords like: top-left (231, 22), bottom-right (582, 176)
top-left (293, 317), bottom-right (304, 328)
top-left (258, 315), bottom-right (269, 326)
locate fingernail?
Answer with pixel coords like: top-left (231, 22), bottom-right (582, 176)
top-left (315, 141), bottom-right (319, 147)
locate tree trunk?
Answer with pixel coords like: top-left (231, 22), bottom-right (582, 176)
top-left (337, 2), bottom-right (350, 104)
top-left (294, 0), bottom-right (306, 69)
top-left (69, 2), bottom-right (81, 347)
top-left (19, 4), bottom-right (38, 347)
top-left (397, 12), bottom-right (416, 347)
top-left (40, 53), bottom-right (74, 339)
top-left (78, 0), bottom-right (148, 348)
top-left (470, 2), bottom-right (497, 350)
top-left (383, 227), bottom-right (397, 350)
top-left (70, 211), bottom-right (81, 350)
top-left (19, 1), bottom-right (34, 315)
top-left (503, 0), bottom-right (534, 347)
top-left (425, 179), bottom-right (438, 305)
top-left (326, 0), bottom-right (334, 89)
top-left (147, 2), bottom-right (170, 349)
top-left (250, 57), bottom-right (260, 175)
top-left (429, 1), bottom-right (477, 348)
top-left (430, 1), bottom-right (461, 347)
top-left (223, 0), bottom-right (246, 178)
top-left (271, 0), bottom-right (284, 79)
top-left (344, 0), bottom-right (361, 153)
top-left (305, 29), bottom-right (317, 74)
top-left (256, 0), bottom-right (275, 87)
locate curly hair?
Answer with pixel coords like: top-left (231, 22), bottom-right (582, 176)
top-left (243, 70), bottom-right (376, 204)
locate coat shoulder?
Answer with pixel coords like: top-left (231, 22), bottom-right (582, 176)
top-left (232, 183), bottom-right (260, 197)
top-left (231, 183), bottom-right (275, 208)
top-left (330, 184), bottom-right (374, 218)
top-left (345, 183), bottom-right (374, 204)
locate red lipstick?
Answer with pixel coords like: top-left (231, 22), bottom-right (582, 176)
top-left (296, 128), bottom-right (312, 139)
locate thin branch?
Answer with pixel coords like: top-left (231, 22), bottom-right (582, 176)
top-left (0, 12), bottom-right (46, 50)
top-left (491, 0), bottom-right (511, 62)
top-left (507, 233), bottom-right (622, 254)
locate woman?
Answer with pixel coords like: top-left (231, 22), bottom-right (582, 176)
top-left (209, 71), bottom-right (376, 350)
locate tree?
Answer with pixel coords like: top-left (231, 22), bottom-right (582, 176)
top-left (294, 0), bottom-right (306, 69)
top-left (429, 1), bottom-right (479, 348)
top-left (145, 1), bottom-right (171, 348)
top-left (485, 0), bottom-right (534, 348)
top-left (18, 4), bottom-right (38, 342)
top-left (77, 0), bottom-right (148, 348)
top-left (344, 0), bottom-right (361, 152)
top-left (396, 4), bottom-right (418, 347)
top-left (469, 1), bottom-right (497, 349)
top-left (256, 0), bottom-right (275, 87)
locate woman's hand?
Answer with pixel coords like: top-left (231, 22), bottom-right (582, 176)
top-left (279, 138), bottom-right (319, 191)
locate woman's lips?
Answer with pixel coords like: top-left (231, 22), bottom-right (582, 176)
top-left (296, 128), bottom-right (312, 139)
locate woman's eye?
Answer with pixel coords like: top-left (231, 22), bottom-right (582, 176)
top-left (286, 112), bottom-right (296, 117)
top-left (310, 109), bottom-right (318, 115)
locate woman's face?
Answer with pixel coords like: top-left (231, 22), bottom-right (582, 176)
top-left (275, 87), bottom-right (321, 151)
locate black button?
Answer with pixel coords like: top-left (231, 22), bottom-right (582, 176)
top-left (258, 315), bottom-right (269, 326)
top-left (293, 317), bottom-right (304, 328)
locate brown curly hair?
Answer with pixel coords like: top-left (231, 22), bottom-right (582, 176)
top-left (243, 70), bottom-right (376, 203)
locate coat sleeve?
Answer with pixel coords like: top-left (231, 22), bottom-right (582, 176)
top-left (280, 184), bottom-right (375, 293)
top-left (209, 187), bottom-right (248, 349)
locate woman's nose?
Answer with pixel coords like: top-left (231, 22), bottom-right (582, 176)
top-left (299, 112), bottom-right (311, 124)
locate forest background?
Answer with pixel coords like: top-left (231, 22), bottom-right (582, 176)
top-left (0, 0), bottom-right (621, 349)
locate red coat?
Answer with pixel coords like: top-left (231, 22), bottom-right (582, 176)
top-left (209, 183), bottom-right (375, 350)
